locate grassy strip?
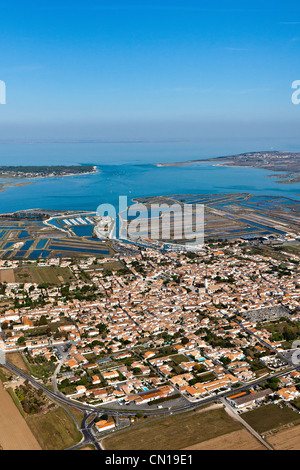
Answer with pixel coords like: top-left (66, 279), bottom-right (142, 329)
top-left (6, 387), bottom-right (27, 419)
top-left (0, 367), bottom-right (9, 383)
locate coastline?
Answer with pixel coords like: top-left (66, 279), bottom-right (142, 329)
top-left (155, 153), bottom-right (300, 185)
top-left (0, 165), bottom-right (98, 181)
top-left (0, 181), bottom-right (35, 193)
top-left (0, 166), bottom-right (98, 194)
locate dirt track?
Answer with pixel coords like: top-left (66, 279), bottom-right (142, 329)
top-left (183, 429), bottom-right (266, 450)
top-left (0, 382), bottom-right (41, 450)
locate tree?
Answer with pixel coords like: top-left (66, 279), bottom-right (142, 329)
top-left (97, 322), bottom-right (108, 335)
top-left (38, 283), bottom-right (49, 290)
top-left (39, 315), bottom-right (48, 326)
top-left (267, 377), bottom-right (280, 392)
top-left (194, 364), bottom-right (206, 373)
top-left (283, 326), bottom-right (297, 342)
top-left (219, 356), bottom-right (231, 366)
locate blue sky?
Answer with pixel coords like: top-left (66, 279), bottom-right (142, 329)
top-left (1, 0), bottom-right (300, 140)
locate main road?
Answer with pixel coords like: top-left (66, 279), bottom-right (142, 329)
top-left (5, 360), bottom-right (296, 450)
top-left (4, 360), bottom-right (299, 418)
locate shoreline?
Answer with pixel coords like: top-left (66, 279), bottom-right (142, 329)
top-left (155, 155), bottom-right (300, 185)
top-left (0, 165), bottom-right (98, 181)
top-left (0, 166), bottom-right (98, 194)
top-left (0, 181), bottom-right (35, 193)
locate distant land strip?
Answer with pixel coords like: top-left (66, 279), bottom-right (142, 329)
top-left (157, 150), bottom-right (300, 184)
top-left (0, 165), bottom-right (97, 179)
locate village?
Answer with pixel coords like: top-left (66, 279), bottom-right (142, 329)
top-left (1, 238), bottom-right (300, 436)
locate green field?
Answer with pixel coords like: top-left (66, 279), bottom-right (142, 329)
top-left (26, 406), bottom-right (82, 450)
top-left (170, 354), bottom-right (189, 365)
top-left (243, 404), bottom-right (300, 433)
top-left (245, 246), bottom-right (288, 261)
top-left (95, 260), bottom-right (126, 272)
top-left (14, 266), bottom-right (75, 285)
top-left (103, 408), bottom-right (242, 450)
top-left (275, 245), bottom-right (300, 255)
top-left (195, 372), bottom-right (217, 383)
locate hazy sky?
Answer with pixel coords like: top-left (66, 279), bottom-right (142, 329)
top-left (1, 0), bottom-right (300, 140)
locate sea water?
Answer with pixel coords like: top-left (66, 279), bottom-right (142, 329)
top-left (0, 141), bottom-right (300, 214)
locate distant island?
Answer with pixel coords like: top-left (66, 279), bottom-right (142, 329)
top-left (157, 151), bottom-right (300, 184)
top-left (0, 165), bottom-right (97, 179)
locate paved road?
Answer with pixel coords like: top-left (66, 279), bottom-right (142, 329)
top-left (67, 412), bottom-right (102, 451)
top-left (4, 360), bottom-right (300, 417)
top-left (52, 346), bottom-right (70, 394)
top-left (4, 360), bottom-right (298, 450)
top-left (5, 362), bottom-right (300, 450)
